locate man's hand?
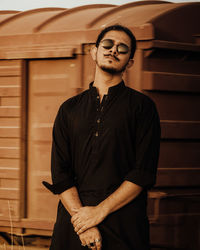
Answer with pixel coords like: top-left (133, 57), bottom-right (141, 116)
top-left (79, 227), bottom-right (102, 250)
top-left (71, 206), bottom-right (108, 235)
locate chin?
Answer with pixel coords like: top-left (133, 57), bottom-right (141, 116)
top-left (101, 66), bottom-right (118, 74)
top-left (101, 65), bottom-right (125, 74)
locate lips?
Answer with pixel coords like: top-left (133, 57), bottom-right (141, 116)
top-left (104, 54), bottom-right (119, 61)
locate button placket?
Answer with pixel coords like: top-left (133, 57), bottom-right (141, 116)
top-left (94, 94), bottom-right (101, 137)
top-left (94, 93), bottom-right (107, 138)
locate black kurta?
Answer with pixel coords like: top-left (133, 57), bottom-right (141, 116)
top-left (43, 80), bottom-right (161, 250)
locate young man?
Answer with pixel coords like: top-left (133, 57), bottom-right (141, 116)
top-left (43, 24), bottom-right (161, 250)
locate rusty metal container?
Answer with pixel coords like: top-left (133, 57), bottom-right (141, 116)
top-left (0, 1), bottom-right (199, 249)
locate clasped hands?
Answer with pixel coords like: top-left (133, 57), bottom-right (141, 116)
top-left (71, 205), bottom-right (107, 235)
top-left (71, 206), bottom-right (107, 249)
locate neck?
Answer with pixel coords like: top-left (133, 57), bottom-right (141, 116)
top-left (93, 67), bottom-right (123, 97)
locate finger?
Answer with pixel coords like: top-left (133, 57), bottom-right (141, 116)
top-left (73, 219), bottom-right (81, 228)
top-left (96, 241), bottom-right (102, 250)
top-left (77, 225), bottom-right (87, 235)
top-left (81, 241), bottom-right (87, 247)
top-left (95, 239), bottom-right (102, 250)
top-left (74, 222), bottom-right (84, 233)
top-left (79, 234), bottom-right (86, 247)
top-left (71, 214), bottom-right (78, 224)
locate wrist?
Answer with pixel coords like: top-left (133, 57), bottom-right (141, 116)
top-left (97, 201), bottom-right (110, 218)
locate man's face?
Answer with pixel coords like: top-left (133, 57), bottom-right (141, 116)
top-left (96, 30), bottom-right (132, 74)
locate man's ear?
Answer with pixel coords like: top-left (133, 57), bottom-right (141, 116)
top-left (90, 46), bottom-right (97, 61)
top-left (127, 59), bottom-right (134, 69)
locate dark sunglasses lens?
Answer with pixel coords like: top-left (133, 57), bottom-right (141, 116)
top-left (102, 39), bottom-right (113, 49)
top-left (118, 44), bottom-right (129, 54)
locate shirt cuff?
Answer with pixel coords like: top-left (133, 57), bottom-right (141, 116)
top-left (124, 169), bottom-right (156, 189)
top-left (42, 180), bottom-right (75, 194)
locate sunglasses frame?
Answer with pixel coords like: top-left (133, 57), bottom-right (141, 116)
top-left (101, 39), bottom-right (129, 54)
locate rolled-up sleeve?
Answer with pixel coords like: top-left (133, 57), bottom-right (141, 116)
top-left (43, 103), bottom-right (75, 194)
top-left (124, 97), bottom-right (161, 189)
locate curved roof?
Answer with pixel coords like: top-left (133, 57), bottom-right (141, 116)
top-left (0, 1), bottom-right (199, 53)
top-left (0, 8), bottom-right (67, 35)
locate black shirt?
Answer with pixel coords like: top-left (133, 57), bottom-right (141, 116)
top-left (43, 80), bottom-right (161, 250)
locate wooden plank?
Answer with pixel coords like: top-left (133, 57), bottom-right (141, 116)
top-left (0, 179), bottom-right (19, 188)
top-left (0, 76), bottom-right (20, 85)
top-left (29, 96), bottom-right (66, 123)
top-left (0, 187), bottom-right (19, 199)
top-left (159, 141), bottom-right (200, 168)
top-left (143, 49), bottom-right (200, 76)
top-left (156, 168), bottom-right (200, 187)
top-left (0, 86), bottom-right (20, 96)
top-left (0, 146), bottom-right (20, 158)
top-left (27, 172), bottom-right (58, 220)
top-left (0, 138), bottom-right (20, 147)
top-left (148, 192), bottom-right (200, 216)
top-left (0, 200), bottom-right (19, 221)
top-left (32, 75), bottom-right (74, 94)
top-left (148, 92), bottom-right (200, 121)
top-left (161, 120), bottom-right (200, 139)
top-left (25, 229), bottom-right (52, 236)
top-left (0, 44), bottom-right (78, 60)
top-left (0, 60), bottom-right (21, 76)
top-left (31, 127), bottom-right (52, 142)
top-left (150, 214), bottom-right (200, 250)
top-left (27, 143), bottom-right (51, 172)
top-left (5, 246), bottom-right (48, 250)
top-left (0, 159), bottom-right (20, 168)
top-left (21, 219), bottom-right (54, 231)
top-left (0, 127), bottom-right (20, 137)
top-left (0, 107), bottom-right (20, 117)
top-left (0, 167), bottom-right (19, 179)
top-left (0, 219), bottom-right (54, 230)
top-left (142, 71), bottom-right (200, 92)
top-left (0, 117), bottom-right (20, 126)
top-left (1, 97), bottom-right (21, 106)
top-left (0, 226), bottom-right (22, 234)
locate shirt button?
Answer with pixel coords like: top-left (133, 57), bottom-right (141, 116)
top-left (97, 95), bottom-right (100, 99)
top-left (95, 131), bottom-right (99, 137)
top-left (97, 118), bottom-right (100, 123)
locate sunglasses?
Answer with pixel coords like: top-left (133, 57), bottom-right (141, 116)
top-left (101, 39), bottom-right (129, 54)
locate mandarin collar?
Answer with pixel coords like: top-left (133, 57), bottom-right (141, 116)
top-left (89, 80), bottom-right (125, 97)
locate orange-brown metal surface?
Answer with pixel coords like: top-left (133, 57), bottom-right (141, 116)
top-left (0, 1), bottom-right (199, 249)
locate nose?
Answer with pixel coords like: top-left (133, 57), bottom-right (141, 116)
top-left (109, 44), bottom-right (118, 55)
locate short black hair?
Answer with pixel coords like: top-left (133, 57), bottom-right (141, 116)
top-left (95, 24), bottom-right (136, 59)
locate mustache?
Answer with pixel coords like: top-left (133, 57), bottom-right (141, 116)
top-left (104, 54), bottom-right (120, 61)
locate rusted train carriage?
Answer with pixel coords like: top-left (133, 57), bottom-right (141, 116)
top-left (0, 1), bottom-right (199, 249)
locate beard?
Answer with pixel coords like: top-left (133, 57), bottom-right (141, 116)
top-left (100, 65), bottom-right (123, 74)
top-left (97, 58), bottom-right (128, 74)
top-left (101, 66), bottom-right (120, 74)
